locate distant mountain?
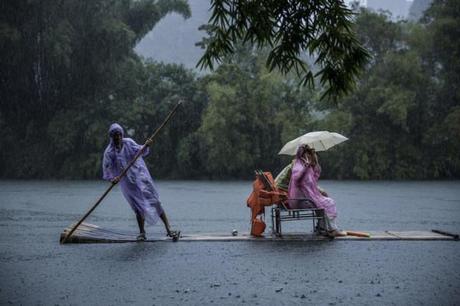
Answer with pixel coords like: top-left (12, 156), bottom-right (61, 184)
top-left (366, 0), bottom-right (412, 19)
top-left (135, 0), bottom-right (210, 69)
top-left (408, 0), bottom-right (433, 20)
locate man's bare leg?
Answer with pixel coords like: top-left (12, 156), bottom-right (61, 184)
top-left (136, 213), bottom-right (145, 235)
top-left (160, 212), bottom-right (172, 236)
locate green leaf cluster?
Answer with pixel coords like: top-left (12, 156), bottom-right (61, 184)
top-left (312, 1), bottom-right (460, 179)
top-left (197, 0), bottom-right (371, 100)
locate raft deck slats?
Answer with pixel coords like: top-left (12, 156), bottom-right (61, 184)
top-left (60, 223), bottom-right (458, 244)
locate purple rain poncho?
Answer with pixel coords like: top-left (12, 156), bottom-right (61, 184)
top-left (287, 150), bottom-right (337, 219)
top-left (102, 123), bottom-right (164, 225)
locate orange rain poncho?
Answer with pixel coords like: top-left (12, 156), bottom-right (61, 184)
top-left (246, 172), bottom-right (287, 236)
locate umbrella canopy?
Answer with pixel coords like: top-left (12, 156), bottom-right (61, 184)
top-left (278, 131), bottom-right (348, 155)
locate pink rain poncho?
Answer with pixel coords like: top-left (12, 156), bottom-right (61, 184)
top-left (287, 156), bottom-right (337, 219)
top-left (102, 123), bottom-right (164, 225)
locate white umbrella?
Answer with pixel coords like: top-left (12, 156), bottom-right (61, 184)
top-left (278, 131), bottom-right (348, 155)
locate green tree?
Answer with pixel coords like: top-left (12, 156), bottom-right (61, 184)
top-left (313, 10), bottom-right (435, 179)
top-left (197, 45), bottom-right (314, 178)
top-left (197, 0), bottom-right (370, 99)
top-left (313, 3), bottom-right (459, 179)
top-left (421, 0), bottom-right (460, 177)
top-left (112, 61), bottom-right (207, 178)
top-left (0, 0), bottom-right (190, 178)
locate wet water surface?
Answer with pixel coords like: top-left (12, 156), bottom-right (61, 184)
top-left (1, 180), bottom-right (459, 305)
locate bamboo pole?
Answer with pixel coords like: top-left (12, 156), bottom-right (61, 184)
top-left (61, 101), bottom-right (183, 244)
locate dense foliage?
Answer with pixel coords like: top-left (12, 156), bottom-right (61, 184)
top-left (314, 0), bottom-right (460, 179)
top-left (0, 0), bottom-right (458, 179)
top-left (197, 0), bottom-right (370, 99)
top-left (0, 0), bottom-right (190, 178)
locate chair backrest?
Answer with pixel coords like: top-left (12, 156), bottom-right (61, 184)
top-left (247, 171), bottom-right (285, 212)
top-left (255, 170), bottom-right (275, 191)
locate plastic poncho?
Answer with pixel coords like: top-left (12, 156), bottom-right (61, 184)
top-left (102, 123), bottom-right (164, 225)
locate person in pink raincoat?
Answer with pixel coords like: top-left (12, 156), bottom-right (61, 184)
top-left (287, 144), bottom-right (346, 237)
top-left (102, 123), bottom-right (179, 241)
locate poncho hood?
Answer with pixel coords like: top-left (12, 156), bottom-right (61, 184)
top-left (109, 123), bottom-right (124, 138)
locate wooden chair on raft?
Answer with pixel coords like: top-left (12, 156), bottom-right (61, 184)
top-left (248, 170), bottom-right (325, 237)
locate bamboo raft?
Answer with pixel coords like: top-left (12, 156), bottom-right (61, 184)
top-left (60, 223), bottom-right (459, 243)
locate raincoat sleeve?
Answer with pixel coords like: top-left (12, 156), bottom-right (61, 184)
top-left (313, 164), bottom-right (321, 181)
top-left (102, 149), bottom-right (115, 181)
top-left (126, 138), bottom-right (150, 157)
top-left (291, 159), bottom-right (308, 184)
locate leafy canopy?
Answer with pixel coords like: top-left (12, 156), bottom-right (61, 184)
top-left (197, 0), bottom-right (370, 99)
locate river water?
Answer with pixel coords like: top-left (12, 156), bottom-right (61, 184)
top-left (1, 180), bottom-right (459, 305)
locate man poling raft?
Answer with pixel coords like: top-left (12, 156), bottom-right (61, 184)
top-left (61, 102), bottom-right (182, 244)
top-left (103, 123), bottom-right (179, 241)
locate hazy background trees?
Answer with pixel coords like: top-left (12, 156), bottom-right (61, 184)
top-left (0, 0), bottom-right (191, 178)
top-left (1, 0), bottom-right (458, 179)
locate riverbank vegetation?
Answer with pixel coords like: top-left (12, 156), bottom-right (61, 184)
top-left (1, 0), bottom-right (458, 179)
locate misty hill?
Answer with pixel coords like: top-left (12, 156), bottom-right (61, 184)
top-left (409, 0), bottom-right (433, 20)
top-left (367, 0), bottom-right (433, 20)
top-left (367, 0), bottom-right (411, 19)
top-left (135, 0), bottom-right (209, 70)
